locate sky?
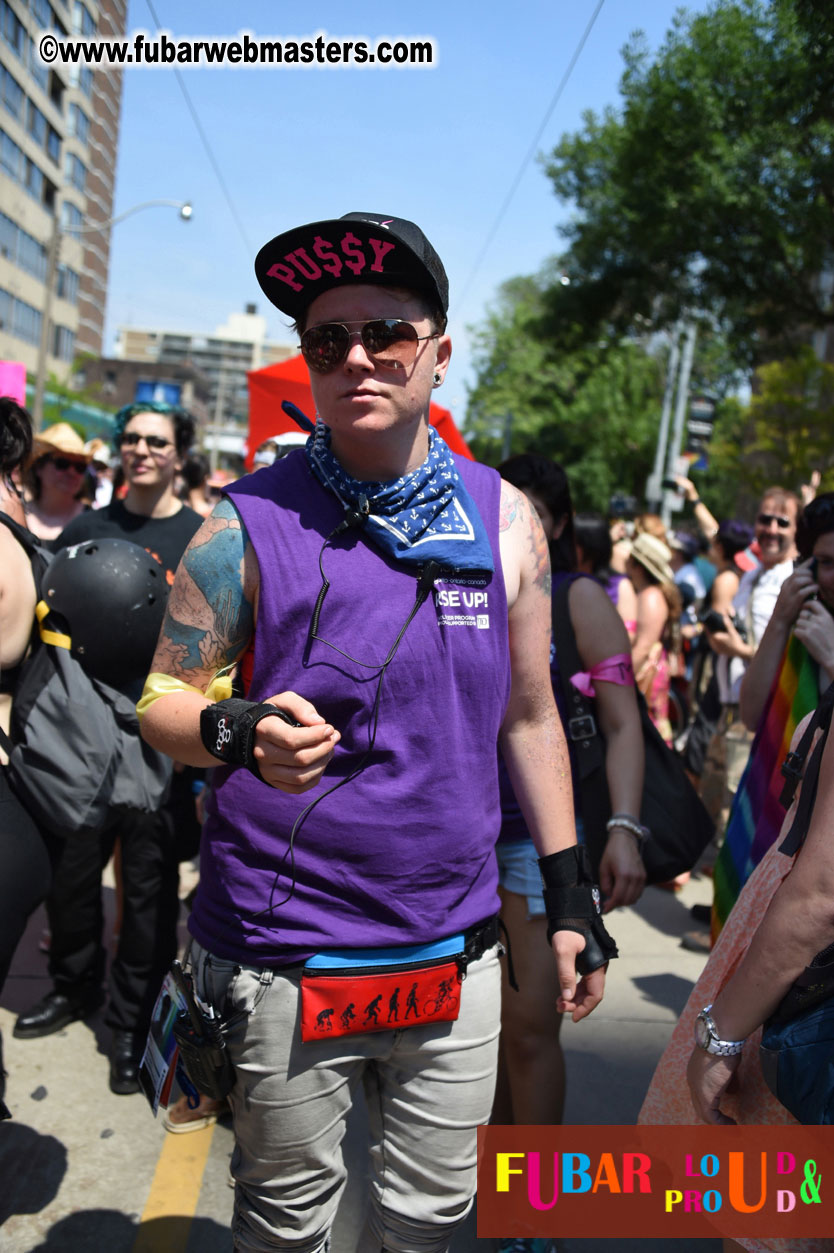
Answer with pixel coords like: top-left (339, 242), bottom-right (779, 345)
top-left (105, 0), bottom-right (713, 422)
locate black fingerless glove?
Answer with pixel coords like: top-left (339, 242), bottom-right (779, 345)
top-left (538, 845), bottom-right (618, 975)
top-left (199, 698), bottom-right (300, 781)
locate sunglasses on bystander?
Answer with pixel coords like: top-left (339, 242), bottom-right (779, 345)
top-left (757, 513), bottom-right (791, 529)
top-left (119, 432), bottom-right (173, 451)
top-left (50, 456), bottom-right (87, 473)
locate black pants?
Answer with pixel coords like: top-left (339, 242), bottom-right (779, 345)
top-left (45, 804), bottom-right (179, 1035)
top-left (0, 770), bottom-right (52, 995)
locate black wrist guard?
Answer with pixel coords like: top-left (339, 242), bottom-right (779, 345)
top-left (538, 845), bottom-right (618, 975)
top-left (199, 698), bottom-right (300, 781)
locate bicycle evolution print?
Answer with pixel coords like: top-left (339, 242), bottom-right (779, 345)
top-left (300, 959), bottom-right (464, 1042)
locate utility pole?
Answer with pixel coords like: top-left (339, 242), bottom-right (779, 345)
top-left (209, 368), bottom-right (226, 474)
top-left (661, 323), bottom-right (697, 528)
top-left (32, 200), bottom-right (192, 432)
top-left (645, 327), bottom-right (681, 511)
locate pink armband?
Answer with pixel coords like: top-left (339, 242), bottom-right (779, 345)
top-left (569, 653), bottom-right (635, 698)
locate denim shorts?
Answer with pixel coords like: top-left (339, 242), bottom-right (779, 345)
top-left (496, 822), bottom-right (585, 920)
top-left (496, 838), bottom-right (546, 917)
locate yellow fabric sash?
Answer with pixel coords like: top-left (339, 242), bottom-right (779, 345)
top-left (136, 671), bottom-right (234, 721)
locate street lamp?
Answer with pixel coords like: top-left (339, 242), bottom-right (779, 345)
top-left (33, 198), bottom-right (193, 429)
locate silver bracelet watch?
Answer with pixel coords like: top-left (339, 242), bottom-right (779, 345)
top-left (694, 1004), bottom-right (746, 1056)
top-left (606, 813), bottom-right (649, 845)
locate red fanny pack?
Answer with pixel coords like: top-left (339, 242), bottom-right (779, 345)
top-left (301, 953), bottom-right (463, 1043)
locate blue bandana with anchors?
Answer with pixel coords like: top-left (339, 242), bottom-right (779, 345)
top-left (305, 419), bottom-right (494, 576)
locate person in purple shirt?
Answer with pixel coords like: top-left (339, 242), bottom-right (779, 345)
top-left (139, 212), bottom-right (615, 1253)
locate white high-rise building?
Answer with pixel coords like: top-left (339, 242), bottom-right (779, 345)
top-left (0, 0), bottom-right (126, 378)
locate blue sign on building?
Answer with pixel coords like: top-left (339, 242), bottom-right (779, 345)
top-left (135, 380), bottom-right (182, 406)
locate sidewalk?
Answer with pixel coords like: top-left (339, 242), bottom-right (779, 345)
top-left (0, 871), bottom-right (722, 1252)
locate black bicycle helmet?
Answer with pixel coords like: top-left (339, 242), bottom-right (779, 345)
top-left (42, 539), bottom-right (168, 687)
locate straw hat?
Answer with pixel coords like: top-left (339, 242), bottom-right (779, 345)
top-left (629, 532), bottom-right (674, 584)
top-left (30, 422), bottom-right (90, 465)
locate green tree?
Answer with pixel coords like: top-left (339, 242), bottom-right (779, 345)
top-left (465, 272), bottom-right (667, 510)
top-left (708, 348), bottom-right (834, 504)
top-left (33, 356), bottom-right (117, 438)
top-left (541, 0), bottom-right (834, 367)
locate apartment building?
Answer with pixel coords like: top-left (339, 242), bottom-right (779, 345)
top-left (0, 0), bottom-right (125, 378)
top-left (116, 304), bottom-right (295, 426)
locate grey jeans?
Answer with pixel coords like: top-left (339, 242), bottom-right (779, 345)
top-left (190, 940), bottom-right (501, 1253)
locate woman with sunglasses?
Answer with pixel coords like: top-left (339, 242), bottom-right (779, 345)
top-left (23, 422), bottom-right (91, 545)
top-left (139, 212), bottom-right (614, 1253)
top-left (13, 401), bottom-right (204, 1098)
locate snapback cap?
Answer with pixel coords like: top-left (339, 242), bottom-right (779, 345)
top-left (254, 212), bottom-right (449, 322)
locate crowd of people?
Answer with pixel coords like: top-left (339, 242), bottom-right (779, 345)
top-left (1, 209), bottom-right (832, 1253)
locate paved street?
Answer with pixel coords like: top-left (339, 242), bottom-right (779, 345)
top-left (0, 866), bottom-right (722, 1252)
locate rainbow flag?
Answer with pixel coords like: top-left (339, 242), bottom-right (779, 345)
top-left (712, 635), bottom-right (819, 936)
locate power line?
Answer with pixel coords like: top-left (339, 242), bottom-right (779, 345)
top-left (144, 0), bottom-right (254, 257)
top-left (457, 0), bottom-right (606, 314)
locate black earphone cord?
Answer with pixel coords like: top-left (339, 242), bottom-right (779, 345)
top-left (246, 512), bottom-right (444, 934)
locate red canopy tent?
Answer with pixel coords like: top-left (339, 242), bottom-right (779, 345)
top-left (246, 354), bottom-right (472, 470)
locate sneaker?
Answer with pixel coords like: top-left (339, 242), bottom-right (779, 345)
top-left (162, 1092), bottom-right (229, 1133)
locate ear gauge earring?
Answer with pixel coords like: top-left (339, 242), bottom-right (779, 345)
top-left (433, 372), bottom-right (442, 386)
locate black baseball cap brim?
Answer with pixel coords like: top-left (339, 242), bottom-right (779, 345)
top-left (254, 212), bottom-right (449, 322)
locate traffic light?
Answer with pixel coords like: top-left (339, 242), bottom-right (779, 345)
top-left (686, 395), bottom-right (716, 470)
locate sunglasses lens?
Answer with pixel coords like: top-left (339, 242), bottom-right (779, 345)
top-left (300, 325), bottom-right (350, 374)
top-left (300, 321), bottom-right (423, 374)
top-left (121, 433), bottom-right (170, 449)
top-left (362, 320), bottom-right (419, 369)
top-left (758, 513), bottom-right (790, 529)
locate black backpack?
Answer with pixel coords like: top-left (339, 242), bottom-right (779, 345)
top-left (0, 513), bottom-right (171, 837)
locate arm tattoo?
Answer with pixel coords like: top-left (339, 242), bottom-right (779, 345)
top-left (528, 508), bottom-right (552, 597)
top-left (500, 482), bottom-right (552, 596)
top-left (153, 499), bottom-right (255, 680)
top-left (499, 485), bottom-right (521, 533)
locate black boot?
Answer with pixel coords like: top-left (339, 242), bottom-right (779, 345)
top-left (0, 1030), bottom-right (10, 1120)
top-left (109, 1030), bottom-right (143, 1096)
top-left (14, 987), bottom-right (104, 1039)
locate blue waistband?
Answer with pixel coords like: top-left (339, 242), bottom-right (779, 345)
top-left (304, 933), bottom-right (466, 970)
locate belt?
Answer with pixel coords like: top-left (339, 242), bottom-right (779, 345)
top-left (462, 916), bottom-right (501, 972)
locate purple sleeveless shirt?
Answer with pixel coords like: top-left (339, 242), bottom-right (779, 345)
top-left (189, 450), bottom-right (511, 965)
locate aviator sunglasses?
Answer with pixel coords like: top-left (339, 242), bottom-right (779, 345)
top-left (49, 456), bottom-right (87, 472)
top-left (757, 512), bottom-right (792, 529)
top-left (299, 319), bottom-right (439, 375)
